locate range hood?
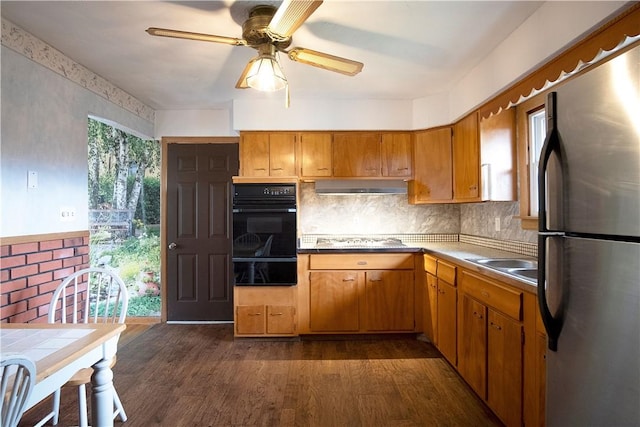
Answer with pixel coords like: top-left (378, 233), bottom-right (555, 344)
top-left (314, 180), bottom-right (407, 195)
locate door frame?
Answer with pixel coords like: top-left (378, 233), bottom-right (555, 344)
top-left (160, 136), bottom-right (239, 321)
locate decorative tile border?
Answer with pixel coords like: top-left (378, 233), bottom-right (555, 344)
top-left (300, 234), bottom-right (459, 247)
top-left (459, 234), bottom-right (538, 257)
top-left (1, 18), bottom-right (154, 124)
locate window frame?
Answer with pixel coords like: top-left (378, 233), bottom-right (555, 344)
top-left (516, 92), bottom-right (547, 230)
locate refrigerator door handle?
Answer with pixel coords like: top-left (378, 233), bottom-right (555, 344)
top-left (538, 92), bottom-right (564, 351)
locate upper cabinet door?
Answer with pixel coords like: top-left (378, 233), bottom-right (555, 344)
top-left (239, 132), bottom-right (297, 177)
top-left (268, 132), bottom-right (296, 177)
top-left (240, 132), bottom-right (270, 177)
top-left (410, 127), bottom-right (453, 203)
top-left (381, 132), bottom-right (413, 177)
top-left (453, 112), bottom-right (481, 201)
top-left (480, 108), bottom-right (516, 201)
top-left (300, 132), bottom-right (332, 178)
top-left (333, 132), bottom-right (381, 177)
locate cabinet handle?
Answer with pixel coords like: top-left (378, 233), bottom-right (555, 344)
top-left (248, 312), bottom-right (262, 316)
top-left (469, 185), bottom-right (478, 190)
top-left (472, 311), bottom-right (483, 319)
top-left (357, 261), bottom-right (367, 265)
top-left (342, 278), bottom-right (355, 282)
top-left (317, 167), bottom-right (329, 171)
top-left (270, 312), bottom-right (283, 316)
top-left (254, 168), bottom-right (267, 171)
top-left (396, 167), bottom-right (409, 171)
top-left (490, 322), bottom-right (502, 330)
top-left (272, 167), bottom-right (283, 171)
top-left (369, 279), bottom-right (383, 282)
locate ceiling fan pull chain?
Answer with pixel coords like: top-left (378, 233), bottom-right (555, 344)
top-left (285, 82), bottom-right (290, 109)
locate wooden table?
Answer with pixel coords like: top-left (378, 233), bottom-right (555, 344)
top-left (0, 323), bottom-right (126, 427)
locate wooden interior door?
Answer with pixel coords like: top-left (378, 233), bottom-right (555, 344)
top-left (166, 143), bottom-right (238, 321)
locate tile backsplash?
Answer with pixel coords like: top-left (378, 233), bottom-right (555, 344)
top-left (299, 183), bottom-right (460, 234)
top-left (298, 182), bottom-right (536, 245)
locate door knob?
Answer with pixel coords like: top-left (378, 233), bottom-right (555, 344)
top-left (168, 242), bottom-right (177, 250)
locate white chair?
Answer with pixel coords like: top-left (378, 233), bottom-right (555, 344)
top-left (39, 267), bottom-right (129, 427)
top-left (1, 355), bottom-right (36, 427)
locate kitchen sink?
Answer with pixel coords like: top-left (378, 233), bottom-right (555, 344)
top-left (474, 258), bottom-right (537, 269)
top-left (467, 258), bottom-right (538, 283)
top-left (507, 268), bottom-right (537, 281)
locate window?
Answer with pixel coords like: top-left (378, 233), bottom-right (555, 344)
top-left (528, 109), bottom-right (546, 217)
top-left (516, 91), bottom-right (547, 230)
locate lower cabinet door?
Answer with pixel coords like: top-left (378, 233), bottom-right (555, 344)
top-left (309, 271), bottom-right (361, 332)
top-left (364, 270), bottom-right (414, 331)
top-left (437, 280), bottom-right (457, 365)
top-left (267, 305), bottom-right (295, 334)
top-left (458, 294), bottom-right (488, 398)
top-left (236, 305), bottom-right (265, 335)
top-left (487, 309), bottom-right (523, 427)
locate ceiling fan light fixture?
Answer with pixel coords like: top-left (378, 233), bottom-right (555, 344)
top-left (245, 47), bottom-right (287, 92)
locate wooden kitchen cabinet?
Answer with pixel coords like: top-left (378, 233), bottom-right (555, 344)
top-left (479, 108), bottom-right (517, 201)
top-left (234, 286), bottom-right (296, 337)
top-left (304, 253), bottom-right (416, 334)
top-left (299, 132), bottom-right (332, 178)
top-left (309, 271), bottom-right (361, 332)
top-left (458, 270), bottom-right (523, 427)
top-left (381, 132), bottom-right (412, 177)
top-left (423, 255), bottom-right (457, 365)
top-left (410, 127), bottom-right (453, 204)
top-left (452, 112), bottom-right (481, 201)
top-left (365, 270), bottom-right (414, 331)
top-left (333, 132), bottom-right (381, 177)
top-left (239, 131), bottom-right (297, 177)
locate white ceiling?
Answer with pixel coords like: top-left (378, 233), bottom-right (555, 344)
top-left (1, 1), bottom-right (544, 111)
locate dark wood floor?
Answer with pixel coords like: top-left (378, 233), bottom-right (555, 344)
top-left (20, 324), bottom-right (503, 427)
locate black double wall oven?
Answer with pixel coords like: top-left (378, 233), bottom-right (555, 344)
top-left (232, 183), bottom-right (297, 286)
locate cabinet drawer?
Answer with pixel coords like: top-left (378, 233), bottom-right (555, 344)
top-left (460, 271), bottom-right (522, 320)
top-left (309, 254), bottom-right (414, 270)
top-left (437, 260), bottom-right (456, 285)
top-left (424, 255), bottom-right (437, 275)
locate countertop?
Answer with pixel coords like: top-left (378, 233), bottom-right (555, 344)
top-left (298, 242), bottom-right (538, 293)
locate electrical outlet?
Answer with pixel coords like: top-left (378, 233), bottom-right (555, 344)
top-left (494, 217), bottom-right (501, 232)
top-left (60, 207), bottom-right (77, 222)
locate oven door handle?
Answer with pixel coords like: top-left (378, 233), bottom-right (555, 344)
top-left (233, 208), bottom-right (296, 213)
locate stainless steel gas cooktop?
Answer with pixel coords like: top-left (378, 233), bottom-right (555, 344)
top-left (314, 237), bottom-right (407, 248)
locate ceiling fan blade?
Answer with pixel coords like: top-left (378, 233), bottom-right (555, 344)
top-left (288, 47), bottom-right (363, 76)
top-left (235, 60), bottom-right (254, 89)
top-left (267, 0), bottom-right (323, 39)
top-left (146, 27), bottom-right (246, 46)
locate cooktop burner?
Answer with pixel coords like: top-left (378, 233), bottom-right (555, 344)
top-left (315, 237), bottom-right (406, 248)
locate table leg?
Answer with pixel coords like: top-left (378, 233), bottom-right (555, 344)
top-left (91, 358), bottom-right (114, 427)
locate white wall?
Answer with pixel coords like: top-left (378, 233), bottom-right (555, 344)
top-left (1, 47), bottom-right (154, 237)
top-left (154, 108), bottom-right (235, 137)
top-left (448, 0), bottom-right (626, 121)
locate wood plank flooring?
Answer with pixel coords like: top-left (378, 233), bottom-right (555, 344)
top-left (20, 324), bottom-right (503, 427)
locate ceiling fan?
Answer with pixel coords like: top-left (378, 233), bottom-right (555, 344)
top-left (146, 0), bottom-right (364, 92)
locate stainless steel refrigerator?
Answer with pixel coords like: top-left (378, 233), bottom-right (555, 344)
top-left (538, 44), bottom-right (640, 427)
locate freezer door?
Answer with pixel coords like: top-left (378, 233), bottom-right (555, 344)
top-left (550, 46), bottom-right (640, 237)
top-left (545, 237), bottom-right (639, 427)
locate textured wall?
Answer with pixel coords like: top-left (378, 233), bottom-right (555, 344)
top-left (1, 47), bottom-right (153, 237)
top-left (460, 201), bottom-right (536, 243)
top-left (299, 183), bottom-right (536, 245)
top-left (298, 183), bottom-right (460, 235)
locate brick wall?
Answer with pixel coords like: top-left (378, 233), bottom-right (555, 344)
top-left (1, 232), bottom-right (90, 323)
